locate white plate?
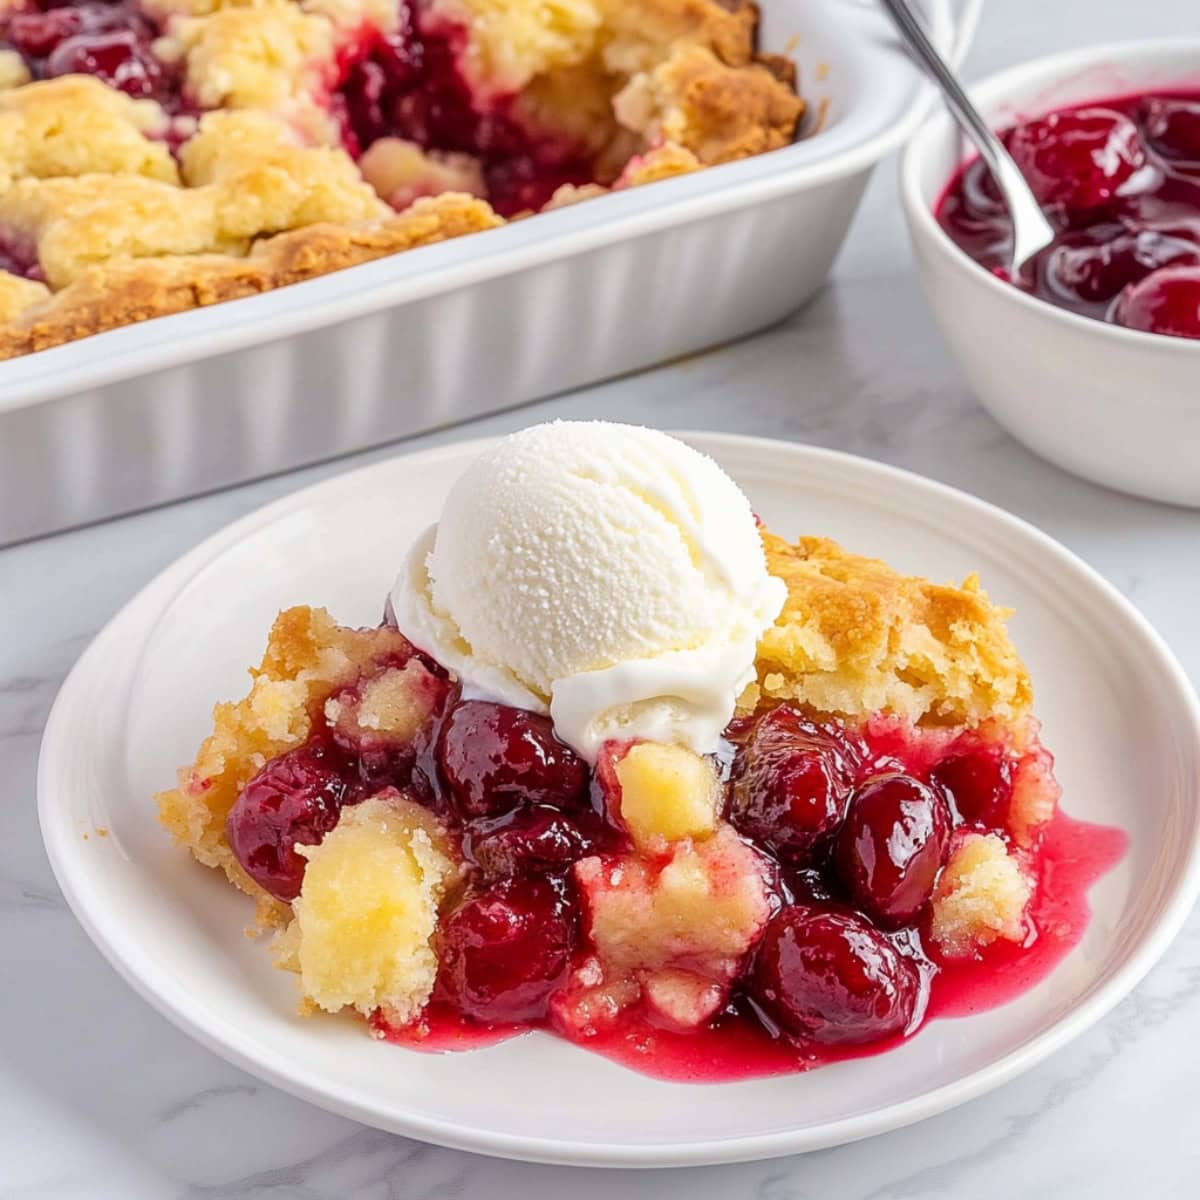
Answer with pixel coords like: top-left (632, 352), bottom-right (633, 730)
top-left (38, 434), bottom-right (1200, 1167)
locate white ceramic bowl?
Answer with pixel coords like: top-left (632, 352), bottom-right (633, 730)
top-left (38, 433), bottom-right (1200, 1166)
top-left (901, 40), bottom-right (1200, 507)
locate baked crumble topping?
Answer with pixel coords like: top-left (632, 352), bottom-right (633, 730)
top-left (0, 0), bottom-right (803, 357)
top-left (747, 533), bottom-right (1034, 728)
top-left (157, 605), bottom-right (419, 926)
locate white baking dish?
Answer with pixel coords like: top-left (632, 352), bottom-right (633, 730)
top-left (0, 0), bottom-right (978, 545)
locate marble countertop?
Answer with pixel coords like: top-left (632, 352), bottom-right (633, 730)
top-left (4, 2), bottom-right (1198, 1195)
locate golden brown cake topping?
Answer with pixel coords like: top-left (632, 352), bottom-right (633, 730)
top-left (746, 533), bottom-right (1034, 726)
top-left (0, 0), bottom-right (802, 357)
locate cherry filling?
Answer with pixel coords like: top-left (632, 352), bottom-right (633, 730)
top-left (936, 89), bottom-right (1200, 339)
top-left (462, 805), bottom-right (608, 880)
top-left (0, 0), bottom-right (182, 105)
top-left (0, 227), bottom-right (44, 282)
top-left (334, 10), bottom-right (596, 216)
top-left (0, 0), bottom-right (595, 215)
top-left (435, 874), bottom-right (579, 1024)
top-left (931, 743), bottom-right (1013, 827)
top-left (226, 641), bottom-right (1124, 1080)
top-left (834, 773), bottom-right (951, 927)
top-left (1112, 264), bottom-right (1200, 336)
top-left (437, 699), bottom-right (590, 818)
top-left (727, 707), bottom-right (863, 858)
top-left (750, 906), bottom-right (922, 1045)
top-left (226, 738), bottom-right (348, 902)
top-left (226, 649), bottom-right (456, 900)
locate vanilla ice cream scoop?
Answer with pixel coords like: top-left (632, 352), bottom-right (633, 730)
top-left (392, 421), bottom-right (785, 760)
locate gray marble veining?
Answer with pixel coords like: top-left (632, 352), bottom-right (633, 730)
top-left (3, 2), bottom-right (1199, 1195)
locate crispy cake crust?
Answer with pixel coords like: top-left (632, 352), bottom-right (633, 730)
top-left (155, 606), bottom-right (419, 928)
top-left (0, 0), bottom-right (802, 358)
top-left (0, 193), bottom-right (502, 357)
top-left (745, 533), bottom-right (1033, 728)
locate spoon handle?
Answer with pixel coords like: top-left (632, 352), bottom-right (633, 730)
top-left (877, 0), bottom-right (1056, 268)
top-left (878, 0), bottom-right (997, 155)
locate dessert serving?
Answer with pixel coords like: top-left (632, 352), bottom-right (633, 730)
top-left (0, 0), bottom-right (803, 359)
top-left (938, 89), bottom-right (1200, 339)
top-left (156, 422), bottom-right (1125, 1081)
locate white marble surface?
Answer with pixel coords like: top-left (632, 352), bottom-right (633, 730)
top-left (5, 3), bottom-right (1200, 1195)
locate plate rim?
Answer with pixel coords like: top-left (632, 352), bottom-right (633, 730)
top-left (37, 431), bottom-right (1200, 1168)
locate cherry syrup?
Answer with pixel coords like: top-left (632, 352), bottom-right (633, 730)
top-left (0, 0), bottom-right (595, 217)
top-left (377, 811), bottom-right (1126, 1082)
top-left (362, 702), bottom-right (1130, 1082)
top-left (929, 812), bottom-right (1128, 1019)
top-left (225, 613), bottom-right (1129, 1084)
top-left (0, 0), bottom-right (185, 108)
top-left (936, 90), bottom-right (1200, 339)
top-left (333, 6), bottom-right (595, 216)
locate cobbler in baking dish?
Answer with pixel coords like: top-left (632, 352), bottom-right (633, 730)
top-left (156, 423), bottom-right (1124, 1080)
top-left (0, 0), bottom-right (802, 357)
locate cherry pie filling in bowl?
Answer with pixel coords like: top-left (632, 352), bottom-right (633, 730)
top-left (157, 532), bottom-right (1126, 1081)
top-left (0, 0), bottom-right (802, 357)
top-left (938, 89), bottom-right (1200, 340)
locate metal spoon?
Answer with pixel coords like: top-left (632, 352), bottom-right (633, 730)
top-left (878, 0), bottom-right (1055, 274)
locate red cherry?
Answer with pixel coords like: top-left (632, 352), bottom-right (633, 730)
top-left (0, 231), bottom-right (39, 280)
top-left (371, 28), bottom-right (420, 88)
top-left (6, 3), bottom-right (145, 60)
top-left (8, 5), bottom-right (93, 59)
top-left (46, 30), bottom-right (169, 100)
top-left (340, 58), bottom-right (391, 148)
top-left (750, 905), bottom-right (920, 1045)
top-left (728, 706), bottom-right (863, 860)
top-left (437, 700), bottom-right (588, 819)
top-left (463, 805), bottom-right (602, 880)
top-left (435, 876), bottom-right (578, 1023)
top-left (389, 35), bottom-right (488, 152)
top-left (1008, 108), bottom-right (1146, 213)
top-left (934, 155), bottom-right (1013, 275)
top-left (834, 773), bottom-right (951, 927)
top-left (1041, 230), bottom-right (1200, 305)
top-left (225, 741), bottom-right (347, 902)
top-left (484, 155), bottom-right (590, 218)
top-left (332, 22), bottom-right (586, 216)
top-left (1113, 265), bottom-right (1200, 338)
top-left (340, 32), bottom-right (468, 155)
top-left (1142, 96), bottom-right (1200, 164)
top-left (931, 745), bottom-right (1013, 829)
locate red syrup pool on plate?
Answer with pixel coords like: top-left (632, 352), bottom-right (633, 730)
top-left (929, 812), bottom-right (1128, 1019)
top-left (372, 1002), bottom-right (525, 1051)
top-left (225, 644), bottom-right (1129, 1084)
top-left (374, 811), bottom-right (1128, 1082)
top-left (935, 89), bottom-right (1200, 339)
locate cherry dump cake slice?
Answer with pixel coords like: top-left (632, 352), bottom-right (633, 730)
top-left (156, 423), bottom-right (1125, 1079)
top-left (0, 0), bottom-right (802, 356)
